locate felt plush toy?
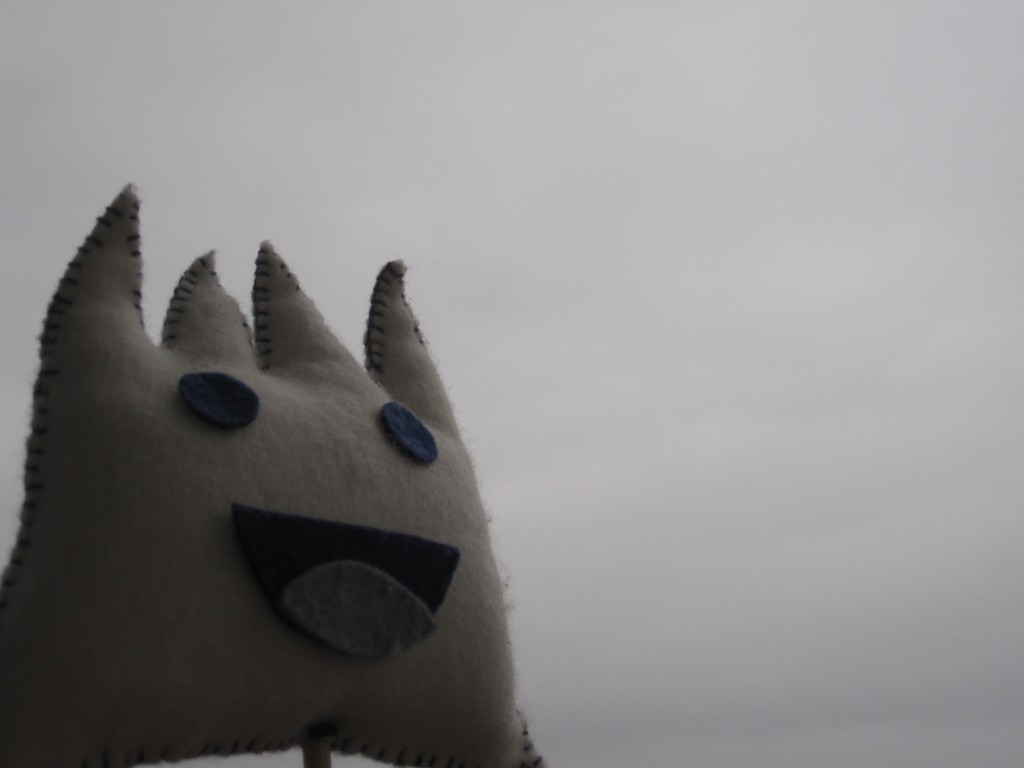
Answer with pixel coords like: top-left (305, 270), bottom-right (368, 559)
top-left (0, 187), bottom-right (546, 768)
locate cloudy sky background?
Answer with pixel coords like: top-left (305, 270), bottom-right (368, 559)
top-left (2, 2), bottom-right (1024, 767)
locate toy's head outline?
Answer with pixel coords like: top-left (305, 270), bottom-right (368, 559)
top-left (0, 187), bottom-right (544, 768)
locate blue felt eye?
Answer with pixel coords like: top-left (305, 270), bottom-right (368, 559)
top-left (179, 372), bottom-right (260, 429)
top-left (379, 402), bottom-right (438, 464)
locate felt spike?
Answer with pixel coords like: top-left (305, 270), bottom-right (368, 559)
top-left (364, 262), bottom-right (458, 433)
top-left (43, 185), bottom-right (150, 360)
top-left (161, 253), bottom-right (255, 366)
top-left (251, 243), bottom-right (369, 388)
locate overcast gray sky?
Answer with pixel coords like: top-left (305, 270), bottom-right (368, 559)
top-left (2, 2), bottom-right (1024, 767)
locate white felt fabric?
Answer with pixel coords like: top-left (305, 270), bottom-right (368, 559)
top-left (0, 187), bottom-right (544, 768)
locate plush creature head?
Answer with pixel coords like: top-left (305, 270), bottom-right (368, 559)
top-left (0, 187), bottom-right (545, 768)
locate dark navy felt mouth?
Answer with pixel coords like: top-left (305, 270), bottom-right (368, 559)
top-left (232, 504), bottom-right (460, 657)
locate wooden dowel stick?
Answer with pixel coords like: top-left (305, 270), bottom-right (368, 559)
top-left (302, 738), bottom-right (332, 768)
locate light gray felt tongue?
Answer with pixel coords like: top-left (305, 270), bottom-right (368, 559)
top-left (278, 560), bottom-right (437, 658)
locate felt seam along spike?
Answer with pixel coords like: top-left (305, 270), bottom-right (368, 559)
top-left (253, 242), bottom-right (278, 370)
top-left (162, 260), bottom-right (199, 346)
top-left (363, 261), bottom-right (459, 434)
top-left (162, 252), bottom-right (219, 347)
top-left (0, 185), bottom-right (141, 617)
top-left (162, 252), bottom-right (256, 371)
top-left (253, 241), bottom-right (370, 386)
top-left (0, 187), bottom-right (547, 768)
top-left (364, 260), bottom-right (426, 375)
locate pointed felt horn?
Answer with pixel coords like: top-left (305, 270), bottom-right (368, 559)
top-left (41, 185), bottom-right (151, 367)
top-left (364, 262), bottom-right (458, 434)
top-left (252, 243), bottom-right (370, 391)
top-left (161, 253), bottom-right (255, 366)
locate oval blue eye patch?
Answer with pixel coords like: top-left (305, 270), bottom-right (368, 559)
top-left (379, 402), bottom-right (438, 464)
top-left (179, 372), bottom-right (260, 429)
